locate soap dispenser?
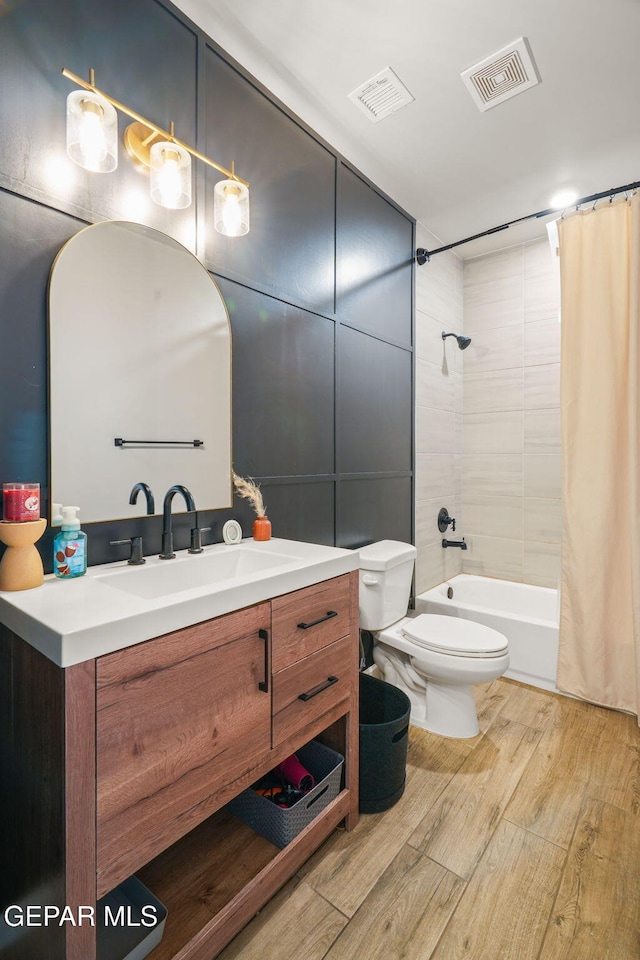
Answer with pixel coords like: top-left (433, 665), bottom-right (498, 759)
top-left (53, 506), bottom-right (87, 578)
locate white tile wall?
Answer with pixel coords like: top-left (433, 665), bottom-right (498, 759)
top-left (463, 494), bottom-right (523, 540)
top-left (415, 223), bottom-right (464, 592)
top-left (416, 496), bottom-right (461, 551)
top-left (462, 325), bottom-right (524, 374)
top-left (464, 246), bottom-right (524, 331)
top-left (463, 411), bottom-right (524, 455)
top-left (523, 455), bottom-right (561, 499)
top-left (416, 234), bottom-right (463, 335)
top-left (462, 535), bottom-right (524, 581)
top-left (524, 318), bottom-right (561, 365)
top-left (523, 541), bottom-right (561, 588)
top-left (524, 240), bottom-right (561, 323)
top-left (416, 540), bottom-right (464, 593)
top-left (523, 498), bottom-right (563, 543)
top-left (464, 369), bottom-right (524, 414)
top-left (416, 357), bottom-right (456, 410)
top-left (524, 364), bottom-right (560, 409)
top-left (416, 405), bottom-right (456, 455)
top-left (414, 232), bottom-right (561, 591)
top-left (415, 454), bottom-right (456, 502)
top-left (461, 237), bottom-right (561, 588)
top-left (524, 408), bottom-right (561, 455)
top-left (462, 454), bottom-right (523, 498)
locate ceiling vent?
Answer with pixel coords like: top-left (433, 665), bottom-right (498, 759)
top-left (348, 67), bottom-right (415, 123)
top-left (461, 37), bottom-right (541, 112)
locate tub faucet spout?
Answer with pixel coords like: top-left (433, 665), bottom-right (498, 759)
top-left (442, 538), bottom-right (467, 550)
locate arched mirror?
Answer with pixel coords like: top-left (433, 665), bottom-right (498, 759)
top-left (48, 221), bottom-right (232, 523)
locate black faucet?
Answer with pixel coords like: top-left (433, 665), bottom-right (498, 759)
top-left (160, 485), bottom-right (196, 559)
top-left (437, 507), bottom-right (456, 533)
top-left (442, 538), bottom-right (468, 550)
top-left (129, 481), bottom-right (155, 515)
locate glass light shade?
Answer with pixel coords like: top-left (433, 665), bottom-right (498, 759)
top-left (150, 141), bottom-right (192, 209)
top-left (214, 179), bottom-right (250, 236)
top-left (66, 90), bottom-right (118, 172)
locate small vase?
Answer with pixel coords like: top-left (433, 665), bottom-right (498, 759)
top-left (252, 515), bottom-right (272, 541)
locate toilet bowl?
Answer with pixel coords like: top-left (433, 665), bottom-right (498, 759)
top-left (359, 541), bottom-right (509, 738)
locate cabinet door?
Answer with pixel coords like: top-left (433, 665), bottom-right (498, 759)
top-left (95, 603), bottom-right (271, 897)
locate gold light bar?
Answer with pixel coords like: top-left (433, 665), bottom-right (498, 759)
top-left (61, 68), bottom-right (249, 187)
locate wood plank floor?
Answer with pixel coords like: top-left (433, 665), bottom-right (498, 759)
top-left (217, 678), bottom-right (640, 960)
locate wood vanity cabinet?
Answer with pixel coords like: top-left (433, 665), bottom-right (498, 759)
top-left (1, 570), bottom-right (359, 960)
top-left (96, 603), bottom-right (273, 897)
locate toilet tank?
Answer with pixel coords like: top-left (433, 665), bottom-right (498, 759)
top-left (358, 540), bottom-right (417, 631)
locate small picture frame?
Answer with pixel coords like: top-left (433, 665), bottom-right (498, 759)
top-left (222, 519), bottom-right (243, 545)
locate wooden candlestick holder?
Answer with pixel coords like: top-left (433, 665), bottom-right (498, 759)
top-left (0, 519), bottom-right (47, 591)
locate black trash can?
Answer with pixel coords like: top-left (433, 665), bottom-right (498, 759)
top-left (359, 673), bottom-right (411, 813)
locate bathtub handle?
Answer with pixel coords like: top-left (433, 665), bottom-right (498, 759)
top-left (362, 574), bottom-right (379, 586)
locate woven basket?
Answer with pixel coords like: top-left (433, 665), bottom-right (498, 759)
top-left (227, 740), bottom-right (344, 848)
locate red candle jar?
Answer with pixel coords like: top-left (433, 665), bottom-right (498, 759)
top-left (3, 483), bottom-right (40, 522)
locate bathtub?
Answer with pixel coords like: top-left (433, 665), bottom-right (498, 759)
top-left (415, 574), bottom-right (559, 692)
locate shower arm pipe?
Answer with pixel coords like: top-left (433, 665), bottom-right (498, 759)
top-left (61, 68), bottom-right (249, 187)
top-left (416, 178), bottom-right (640, 264)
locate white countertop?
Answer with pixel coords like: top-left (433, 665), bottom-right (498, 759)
top-left (0, 538), bottom-right (359, 667)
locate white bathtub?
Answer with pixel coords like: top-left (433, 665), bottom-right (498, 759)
top-left (415, 574), bottom-right (559, 692)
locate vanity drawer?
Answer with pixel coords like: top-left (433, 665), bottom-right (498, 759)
top-left (272, 635), bottom-right (353, 746)
top-left (271, 574), bottom-right (351, 671)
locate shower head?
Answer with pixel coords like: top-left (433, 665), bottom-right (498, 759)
top-left (442, 331), bottom-right (472, 350)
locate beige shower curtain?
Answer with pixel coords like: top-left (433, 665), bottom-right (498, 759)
top-left (557, 195), bottom-right (640, 721)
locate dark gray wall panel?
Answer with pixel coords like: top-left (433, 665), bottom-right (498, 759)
top-left (204, 46), bottom-right (335, 315)
top-left (0, 190), bottom-right (82, 510)
top-left (339, 327), bottom-right (412, 474)
top-left (338, 477), bottom-right (412, 549)
top-left (252, 482), bottom-right (334, 545)
top-left (337, 165), bottom-right (413, 346)
top-left (0, 0), bottom-right (197, 243)
top-left (0, 0), bottom-right (413, 562)
top-left (217, 278), bottom-right (335, 478)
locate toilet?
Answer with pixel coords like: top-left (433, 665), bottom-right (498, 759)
top-left (358, 541), bottom-right (510, 738)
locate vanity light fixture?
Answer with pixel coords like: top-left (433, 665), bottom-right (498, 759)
top-left (214, 171), bottom-right (250, 237)
top-left (148, 123), bottom-right (191, 210)
top-left (62, 67), bottom-right (249, 231)
top-left (66, 73), bottom-right (117, 173)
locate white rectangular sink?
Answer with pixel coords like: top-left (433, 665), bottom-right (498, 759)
top-left (95, 544), bottom-right (298, 600)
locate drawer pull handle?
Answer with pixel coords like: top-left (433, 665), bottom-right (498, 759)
top-left (298, 676), bottom-right (339, 702)
top-left (258, 628), bottom-right (269, 693)
top-left (297, 610), bottom-right (338, 630)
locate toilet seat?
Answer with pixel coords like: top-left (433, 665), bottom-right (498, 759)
top-left (400, 614), bottom-right (508, 659)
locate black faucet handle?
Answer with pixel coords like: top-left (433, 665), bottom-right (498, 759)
top-left (437, 507), bottom-right (456, 533)
top-left (110, 536), bottom-right (145, 565)
top-left (189, 525), bottom-right (212, 554)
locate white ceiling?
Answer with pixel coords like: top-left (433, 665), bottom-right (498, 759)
top-left (175, 0), bottom-right (640, 258)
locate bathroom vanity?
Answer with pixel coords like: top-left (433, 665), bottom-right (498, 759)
top-left (0, 539), bottom-right (360, 960)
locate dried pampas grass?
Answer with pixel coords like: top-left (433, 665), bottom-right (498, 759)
top-left (233, 472), bottom-right (266, 517)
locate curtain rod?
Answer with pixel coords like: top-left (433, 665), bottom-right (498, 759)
top-left (416, 179), bottom-right (640, 264)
